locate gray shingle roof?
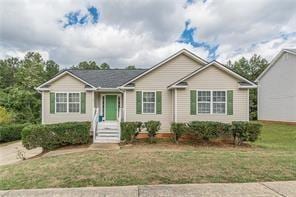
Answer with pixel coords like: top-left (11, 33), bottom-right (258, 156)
top-left (67, 69), bottom-right (147, 88)
top-left (285, 49), bottom-right (296, 53)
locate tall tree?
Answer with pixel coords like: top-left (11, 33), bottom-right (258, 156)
top-left (0, 57), bottom-right (19, 89)
top-left (100, 62), bottom-right (110, 70)
top-left (45, 60), bottom-right (59, 80)
top-left (73, 61), bottom-right (100, 70)
top-left (15, 52), bottom-right (47, 90)
top-left (125, 65), bottom-right (136, 70)
top-left (227, 54), bottom-right (269, 120)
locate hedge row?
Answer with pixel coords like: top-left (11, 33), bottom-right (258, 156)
top-left (22, 122), bottom-right (91, 150)
top-left (0, 124), bottom-right (29, 143)
top-left (171, 121), bottom-right (262, 145)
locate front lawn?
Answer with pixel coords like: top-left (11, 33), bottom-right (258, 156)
top-left (253, 122), bottom-right (296, 150)
top-left (0, 122), bottom-right (296, 189)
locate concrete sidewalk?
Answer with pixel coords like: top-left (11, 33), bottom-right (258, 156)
top-left (0, 181), bottom-right (295, 197)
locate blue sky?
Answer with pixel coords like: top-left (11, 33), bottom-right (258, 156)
top-left (0, 0), bottom-right (296, 68)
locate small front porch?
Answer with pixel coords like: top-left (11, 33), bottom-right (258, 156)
top-left (92, 91), bottom-right (124, 143)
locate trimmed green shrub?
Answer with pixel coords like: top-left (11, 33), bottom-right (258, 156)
top-left (0, 124), bottom-right (29, 143)
top-left (188, 121), bottom-right (231, 141)
top-left (231, 121), bottom-right (262, 145)
top-left (22, 122), bottom-right (90, 150)
top-left (120, 122), bottom-right (138, 143)
top-left (144, 121), bottom-right (161, 143)
top-left (170, 123), bottom-right (188, 144)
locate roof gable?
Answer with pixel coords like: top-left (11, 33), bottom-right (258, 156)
top-left (120, 48), bottom-right (208, 87)
top-left (36, 70), bottom-right (96, 90)
top-left (168, 61), bottom-right (257, 89)
top-left (255, 49), bottom-right (296, 82)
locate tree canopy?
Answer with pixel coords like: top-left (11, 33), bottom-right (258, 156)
top-left (227, 54), bottom-right (269, 120)
top-left (125, 65), bottom-right (136, 70)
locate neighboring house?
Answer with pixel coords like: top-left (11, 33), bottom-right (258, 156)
top-left (256, 49), bottom-right (296, 123)
top-left (36, 49), bottom-right (257, 143)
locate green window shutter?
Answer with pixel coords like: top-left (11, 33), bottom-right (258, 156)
top-left (227, 90), bottom-right (233, 115)
top-left (50, 93), bottom-right (55, 114)
top-left (190, 90), bottom-right (196, 115)
top-left (136, 91), bottom-right (142, 114)
top-left (80, 92), bottom-right (86, 114)
top-left (156, 91), bottom-right (162, 114)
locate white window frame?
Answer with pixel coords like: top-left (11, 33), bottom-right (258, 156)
top-left (197, 90), bottom-right (227, 115)
top-left (55, 92), bottom-right (81, 113)
top-left (212, 91), bottom-right (227, 115)
top-left (197, 90), bottom-right (211, 114)
top-left (68, 92), bottom-right (80, 113)
top-left (142, 91), bottom-right (156, 114)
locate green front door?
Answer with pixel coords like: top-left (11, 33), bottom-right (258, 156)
top-left (105, 95), bottom-right (117, 120)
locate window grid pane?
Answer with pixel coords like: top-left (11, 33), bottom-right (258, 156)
top-left (143, 92), bottom-right (155, 102)
top-left (143, 92), bottom-right (155, 113)
top-left (197, 91), bottom-right (211, 114)
top-left (68, 93), bottom-right (80, 113)
top-left (56, 93), bottom-right (67, 112)
top-left (212, 91), bottom-right (226, 114)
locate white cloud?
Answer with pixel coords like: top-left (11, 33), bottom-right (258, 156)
top-left (0, 0), bottom-right (296, 68)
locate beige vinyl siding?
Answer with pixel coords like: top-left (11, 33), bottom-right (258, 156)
top-left (125, 54), bottom-right (203, 132)
top-left (258, 52), bottom-right (296, 122)
top-left (42, 74), bottom-right (94, 124)
top-left (177, 66), bottom-right (249, 123)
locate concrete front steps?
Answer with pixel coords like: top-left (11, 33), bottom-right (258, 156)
top-left (94, 121), bottom-right (120, 143)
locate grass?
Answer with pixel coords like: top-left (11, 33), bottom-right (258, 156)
top-left (253, 122), bottom-right (296, 150)
top-left (0, 122), bottom-right (296, 189)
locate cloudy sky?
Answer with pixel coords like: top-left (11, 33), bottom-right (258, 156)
top-left (0, 0), bottom-right (296, 68)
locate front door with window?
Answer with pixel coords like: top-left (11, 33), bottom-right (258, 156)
top-left (105, 95), bottom-right (117, 120)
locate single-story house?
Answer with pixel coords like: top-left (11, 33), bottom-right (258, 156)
top-left (36, 49), bottom-right (257, 143)
top-left (256, 49), bottom-right (296, 123)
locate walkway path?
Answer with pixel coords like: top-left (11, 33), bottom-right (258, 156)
top-left (0, 141), bottom-right (42, 166)
top-left (0, 181), bottom-right (295, 196)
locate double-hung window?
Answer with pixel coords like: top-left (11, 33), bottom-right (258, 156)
top-left (197, 91), bottom-right (211, 114)
top-left (197, 90), bottom-right (226, 114)
top-left (69, 93), bottom-right (80, 113)
top-left (56, 93), bottom-right (80, 113)
top-left (56, 93), bottom-right (68, 113)
top-left (143, 91), bottom-right (155, 114)
top-left (212, 91), bottom-right (226, 114)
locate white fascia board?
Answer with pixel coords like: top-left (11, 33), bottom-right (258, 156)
top-left (169, 61), bottom-right (257, 88)
top-left (36, 71), bottom-right (96, 90)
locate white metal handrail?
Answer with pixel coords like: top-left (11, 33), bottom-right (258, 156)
top-left (92, 107), bottom-right (99, 142)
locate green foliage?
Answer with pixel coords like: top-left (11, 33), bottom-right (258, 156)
top-left (231, 121), bottom-right (262, 145)
top-left (45, 60), bottom-right (59, 79)
top-left (15, 52), bottom-right (47, 90)
top-left (227, 54), bottom-right (268, 120)
top-left (22, 122), bottom-right (90, 150)
top-left (0, 57), bottom-right (19, 89)
top-left (170, 123), bottom-right (188, 143)
top-left (0, 52), bottom-right (59, 124)
top-left (0, 106), bottom-right (13, 124)
top-left (99, 62), bottom-right (110, 70)
top-left (0, 124), bottom-right (29, 143)
top-left (144, 121), bottom-right (161, 143)
top-left (125, 65), bottom-right (136, 70)
top-left (188, 121), bottom-right (231, 141)
top-left (120, 122), bottom-right (139, 143)
top-left (0, 87), bottom-right (41, 123)
top-left (73, 61), bottom-right (100, 70)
